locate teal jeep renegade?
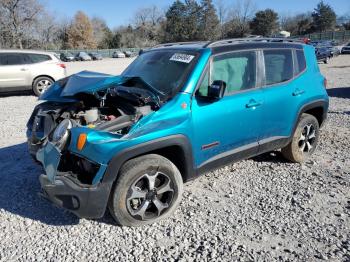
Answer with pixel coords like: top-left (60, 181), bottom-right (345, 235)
top-left (27, 38), bottom-right (329, 226)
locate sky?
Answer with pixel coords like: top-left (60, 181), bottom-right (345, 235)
top-left (46, 0), bottom-right (350, 28)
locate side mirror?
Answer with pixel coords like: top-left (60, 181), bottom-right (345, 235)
top-left (207, 80), bottom-right (226, 100)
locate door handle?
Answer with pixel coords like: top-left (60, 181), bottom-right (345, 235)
top-left (20, 68), bottom-right (28, 71)
top-left (293, 89), bottom-right (305, 96)
top-left (246, 99), bottom-right (262, 108)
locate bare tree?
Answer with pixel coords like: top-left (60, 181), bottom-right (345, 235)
top-left (280, 13), bottom-right (313, 35)
top-left (0, 0), bottom-right (43, 48)
top-left (216, 0), bottom-right (227, 38)
top-left (134, 8), bottom-right (150, 27)
top-left (149, 5), bottom-right (164, 26)
top-left (133, 5), bottom-right (163, 27)
top-left (34, 12), bottom-right (60, 49)
top-left (225, 0), bottom-right (256, 37)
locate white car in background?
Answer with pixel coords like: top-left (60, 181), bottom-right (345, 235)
top-left (0, 50), bottom-right (66, 96)
top-left (112, 51), bottom-right (126, 58)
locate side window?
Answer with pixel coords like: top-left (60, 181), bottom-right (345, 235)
top-left (27, 54), bottom-right (51, 63)
top-left (0, 54), bottom-right (6, 65)
top-left (212, 51), bottom-right (256, 94)
top-left (295, 50), bottom-right (306, 75)
top-left (5, 53), bottom-right (26, 65)
top-left (196, 70), bottom-right (209, 96)
top-left (264, 49), bottom-right (293, 85)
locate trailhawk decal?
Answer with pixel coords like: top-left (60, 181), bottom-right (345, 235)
top-left (170, 53), bottom-right (195, 63)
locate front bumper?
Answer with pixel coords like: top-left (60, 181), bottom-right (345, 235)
top-left (40, 174), bottom-right (111, 219)
top-left (37, 142), bottom-right (112, 219)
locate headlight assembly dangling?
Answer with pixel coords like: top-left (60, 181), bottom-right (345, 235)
top-left (52, 119), bottom-right (72, 149)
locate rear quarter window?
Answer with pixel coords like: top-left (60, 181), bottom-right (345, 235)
top-left (27, 54), bottom-right (52, 63)
top-left (295, 50), bottom-right (306, 75)
top-left (264, 49), bottom-right (293, 85)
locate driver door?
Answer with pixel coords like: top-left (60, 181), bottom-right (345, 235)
top-left (191, 50), bottom-right (264, 171)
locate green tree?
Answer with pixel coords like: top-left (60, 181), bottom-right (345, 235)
top-left (311, 1), bottom-right (336, 32)
top-left (164, 0), bottom-right (187, 42)
top-left (250, 9), bottom-right (279, 36)
top-left (107, 31), bottom-right (122, 48)
top-left (183, 0), bottom-right (201, 40)
top-left (198, 0), bottom-right (220, 40)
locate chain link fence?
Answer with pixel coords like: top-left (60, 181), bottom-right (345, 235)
top-left (298, 30), bottom-right (350, 43)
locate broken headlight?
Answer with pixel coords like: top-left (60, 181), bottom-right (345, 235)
top-left (51, 119), bottom-right (72, 150)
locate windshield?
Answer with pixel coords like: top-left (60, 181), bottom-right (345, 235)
top-left (122, 50), bottom-right (198, 97)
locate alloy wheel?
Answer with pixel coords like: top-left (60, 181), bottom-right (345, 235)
top-left (126, 171), bottom-right (175, 221)
top-left (298, 124), bottom-right (316, 153)
top-left (36, 79), bottom-right (52, 94)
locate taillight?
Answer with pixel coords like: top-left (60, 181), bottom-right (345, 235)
top-left (323, 78), bottom-right (328, 88)
top-left (57, 63), bottom-right (66, 69)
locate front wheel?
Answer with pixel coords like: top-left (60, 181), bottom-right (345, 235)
top-left (282, 114), bottom-right (320, 163)
top-left (108, 154), bottom-right (183, 226)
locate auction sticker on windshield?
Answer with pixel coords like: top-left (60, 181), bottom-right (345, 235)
top-left (170, 53), bottom-right (195, 63)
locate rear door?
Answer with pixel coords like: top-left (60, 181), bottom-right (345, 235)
top-left (259, 48), bottom-right (304, 151)
top-left (192, 50), bottom-right (264, 169)
top-left (0, 53), bottom-right (31, 91)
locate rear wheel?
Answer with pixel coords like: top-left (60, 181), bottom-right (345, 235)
top-left (32, 77), bottom-right (54, 96)
top-left (324, 57), bottom-right (330, 64)
top-left (282, 114), bottom-right (320, 163)
top-left (108, 154), bottom-right (183, 226)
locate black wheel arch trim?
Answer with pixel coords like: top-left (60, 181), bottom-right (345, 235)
top-left (292, 99), bottom-right (328, 135)
top-left (102, 134), bottom-right (195, 184)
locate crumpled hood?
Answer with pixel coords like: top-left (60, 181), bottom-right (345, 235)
top-left (40, 71), bottom-right (129, 100)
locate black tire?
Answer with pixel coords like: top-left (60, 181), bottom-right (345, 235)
top-left (282, 113), bottom-right (320, 163)
top-left (108, 154), bottom-right (183, 226)
top-left (32, 76), bottom-right (54, 96)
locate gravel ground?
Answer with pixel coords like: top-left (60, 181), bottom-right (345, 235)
top-left (0, 55), bottom-right (349, 261)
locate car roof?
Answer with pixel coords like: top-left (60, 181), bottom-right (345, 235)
top-left (0, 49), bottom-right (57, 56)
top-left (148, 38), bottom-right (305, 54)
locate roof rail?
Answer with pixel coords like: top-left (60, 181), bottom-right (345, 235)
top-left (205, 37), bottom-right (304, 48)
top-left (152, 41), bottom-right (208, 49)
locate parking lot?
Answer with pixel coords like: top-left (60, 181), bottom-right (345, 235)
top-left (64, 58), bottom-right (135, 75)
top-left (0, 56), bottom-right (349, 261)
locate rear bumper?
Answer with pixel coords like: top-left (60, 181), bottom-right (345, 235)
top-left (39, 173), bottom-right (112, 219)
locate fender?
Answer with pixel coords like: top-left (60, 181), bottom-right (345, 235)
top-left (102, 134), bottom-right (195, 184)
top-left (292, 99), bottom-right (329, 136)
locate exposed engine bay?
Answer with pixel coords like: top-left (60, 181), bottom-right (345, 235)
top-left (27, 78), bottom-right (159, 156)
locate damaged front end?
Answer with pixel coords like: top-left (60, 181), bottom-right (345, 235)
top-left (27, 71), bottom-right (161, 218)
